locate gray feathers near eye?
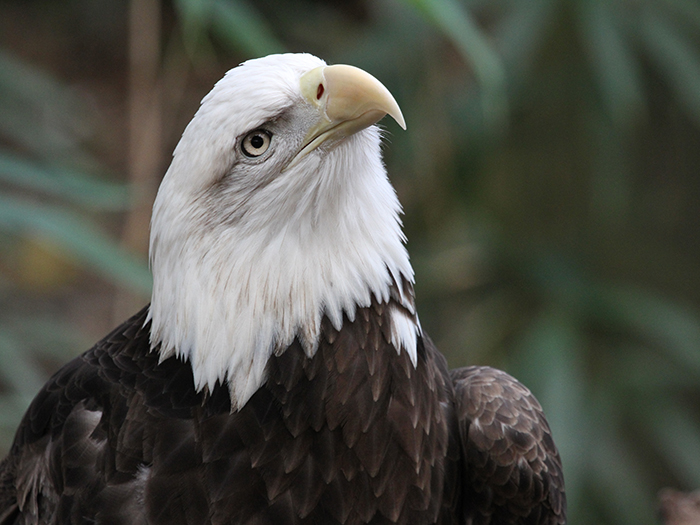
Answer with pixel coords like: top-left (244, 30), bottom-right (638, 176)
top-left (241, 130), bottom-right (272, 157)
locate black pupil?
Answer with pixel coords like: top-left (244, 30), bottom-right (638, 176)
top-left (250, 135), bottom-right (264, 149)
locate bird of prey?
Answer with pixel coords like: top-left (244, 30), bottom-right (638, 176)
top-left (0, 53), bottom-right (565, 525)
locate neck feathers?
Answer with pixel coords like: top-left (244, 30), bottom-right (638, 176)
top-left (148, 128), bottom-right (419, 410)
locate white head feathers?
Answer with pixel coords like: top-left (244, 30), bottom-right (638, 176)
top-left (148, 53), bottom-right (419, 409)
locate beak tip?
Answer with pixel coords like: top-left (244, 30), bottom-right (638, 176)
top-left (384, 95), bottom-right (405, 131)
top-left (386, 105), bottom-right (406, 131)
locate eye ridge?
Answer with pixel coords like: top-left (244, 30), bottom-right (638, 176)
top-left (242, 129), bottom-right (272, 158)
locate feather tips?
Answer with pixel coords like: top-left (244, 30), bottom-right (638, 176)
top-left (451, 365), bottom-right (567, 524)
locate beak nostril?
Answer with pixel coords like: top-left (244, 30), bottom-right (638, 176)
top-left (316, 84), bottom-right (324, 100)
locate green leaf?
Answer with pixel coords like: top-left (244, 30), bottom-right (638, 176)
top-left (174, 0), bottom-right (285, 57)
top-left (400, 0), bottom-right (508, 133)
top-left (615, 345), bottom-right (700, 392)
top-left (577, 0), bottom-right (646, 128)
top-left (0, 51), bottom-right (97, 166)
top-left (0, 152), bottom-right (129, 211)
top-left (659, 0), bottom-right (700, 34)
top-left (174, 0), bottom-right (215, 55)
top-left (637, 6), bottom-right (700, 127)
top-left (211, 0), bottom-right (285, 57)
top-left (495, 0), bottom-right (558, 80)
top-left (601, 285), bottom-right (700, 375)
top-left (0, 50), bottom-right (85, 121)
top-left (0, 196), bottom-right (152, 294)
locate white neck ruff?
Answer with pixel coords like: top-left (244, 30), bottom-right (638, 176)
top-left (148, 128), bottom-right (419, 409)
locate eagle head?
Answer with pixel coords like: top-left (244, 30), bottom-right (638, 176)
top-left (148, 53), bottom-right (418, 408)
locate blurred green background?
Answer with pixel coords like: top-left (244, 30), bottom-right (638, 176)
top-left (2, 0), bottom-right (700, 523)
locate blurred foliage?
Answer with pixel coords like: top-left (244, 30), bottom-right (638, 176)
top-left (2, 0), bottom-right (700, 524)
top-left (0, 29), bottom-right (151, 446)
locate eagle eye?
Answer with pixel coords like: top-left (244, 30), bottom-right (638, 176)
top-left (241, 130), bottom-right (272, 158)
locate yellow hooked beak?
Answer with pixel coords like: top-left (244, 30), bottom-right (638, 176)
top-left (287, 64), bottom-right (405, 169)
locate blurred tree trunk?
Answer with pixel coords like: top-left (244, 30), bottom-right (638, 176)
top-left (114, 0), bottom-right (162, 320)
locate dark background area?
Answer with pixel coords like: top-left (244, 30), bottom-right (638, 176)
top-left (2, 0), bottom-right (700, 523)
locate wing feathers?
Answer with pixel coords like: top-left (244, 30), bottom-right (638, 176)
top-left (451, 365), bottom-right (566, 525)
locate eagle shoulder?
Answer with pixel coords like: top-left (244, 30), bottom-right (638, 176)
top-left (450, 365), bottom-right (566, 525)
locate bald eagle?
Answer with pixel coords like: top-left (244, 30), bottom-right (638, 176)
top-left (0, 54), bottom-right (565, 525)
